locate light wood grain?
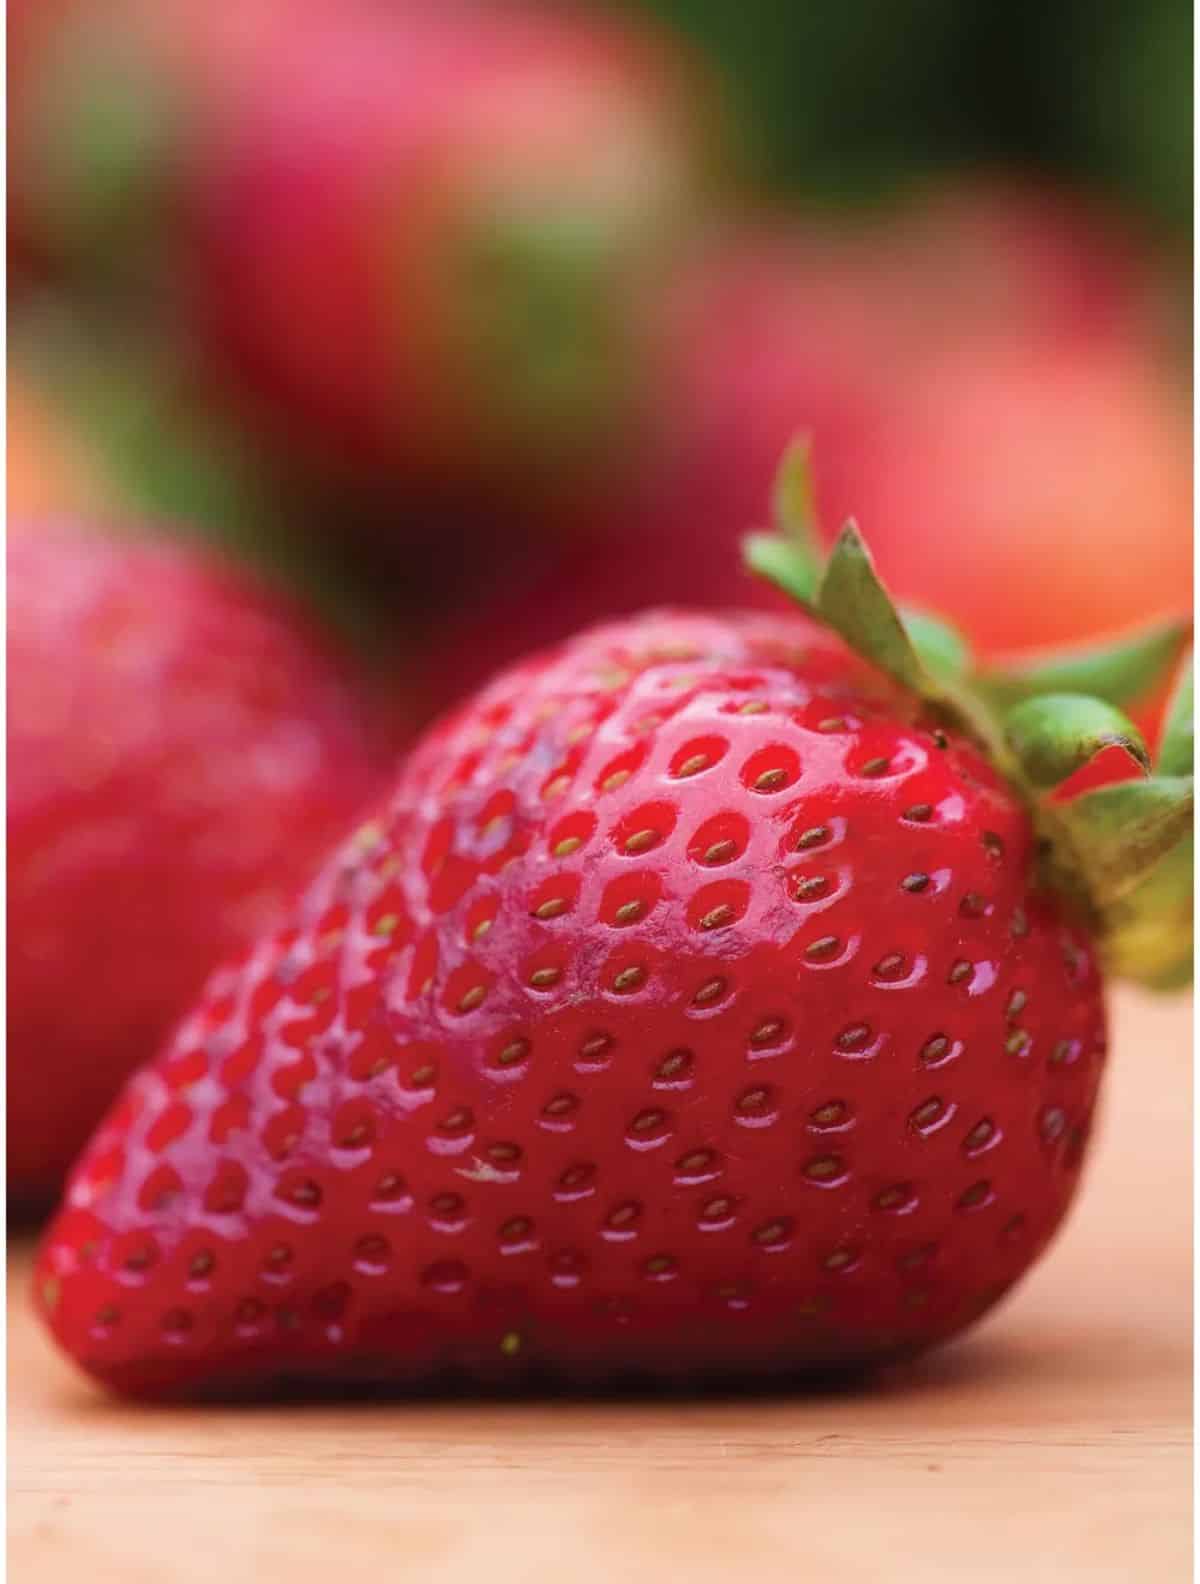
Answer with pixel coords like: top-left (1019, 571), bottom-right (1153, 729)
top-left (8, 989), bottom-right (1192, 1583)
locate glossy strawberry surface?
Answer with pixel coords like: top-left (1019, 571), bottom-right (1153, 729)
top-left (8, 526), bottom-right (384, 1203)
top-left (37, 611), bottom-right (1106, 1395)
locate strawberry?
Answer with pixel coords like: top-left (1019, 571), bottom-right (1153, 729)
top-left (829, 337), bottom-right (1193, 655)
top-left (8, 0), bottom-right (338, 272)
top-left (406, 205), bottom-right (1186, 721)
top-left (34, 449), bottom-right (1191, 1395)
top-left (182, 3), bottom-right (715, 500)
top-left (652, 204), bottom-right (1189, 659)
top-left (395, 227), bottom-right (907, 720)
top-left (8, 525), bottom-right (386, 1207)
top-left (834, 177), bottom-right (1173, 358)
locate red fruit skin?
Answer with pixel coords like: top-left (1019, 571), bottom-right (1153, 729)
top-left (8, 526), bottom-right (385, 1205)
top-left (186, 5), bottom-right (707, 493)
top-left (36, 611), bottom-right (1106, 1397)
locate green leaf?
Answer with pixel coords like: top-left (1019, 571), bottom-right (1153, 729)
top-left (1156, 650), bottom-right (1193, 776)
top-left (1099, 833), bottom-right (1193, 989)
top-left (739, 438), bottom-right (1192, 991)
top-left (814, 522), bottom-right (934, 697)
top-left (978, 617), bottom-right (1190, 711)
top-left (900, 607), bottom-right (972, 682)
top-left (1056, 776), bottom-right (1194, 907)
top-left (770, 436), bottom-right (823, 573)
top-left (742, 532), bottom-right (818, 609)
top-left (1004, 694), bottom-right (1149, 790)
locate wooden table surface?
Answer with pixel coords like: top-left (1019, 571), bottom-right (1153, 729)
top-left (8, 989), bottom-right (1192, 1583)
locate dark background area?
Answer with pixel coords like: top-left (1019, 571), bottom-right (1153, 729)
top-left (626, 0), bottom-right (1191, 235)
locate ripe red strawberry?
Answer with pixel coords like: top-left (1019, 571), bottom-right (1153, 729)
top-left (8, 525), bottom-right (386, 1207)
top-left (34, 452), bottom-right (1191, 1395)
top-left (182, 4), bottom-right (714, 499)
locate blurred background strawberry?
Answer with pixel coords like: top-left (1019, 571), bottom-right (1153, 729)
top-left (7, 525), bottom-right (391, 1208)
top-left (8, 365), bottom-right (114, 518)
top-left (6, 0), bottom-right (1192, 1200)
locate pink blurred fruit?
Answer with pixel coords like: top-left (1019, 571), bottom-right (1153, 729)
top-left (185, 3), bottom-right (716, 498)
top-left (849, 177), bottom-right (1171, 356)
top-left (835, 337), bottom-right (1193, 654)
top-left (8, 0), bottom-right (337, 268)
top-left (411, 190), bottom-right (1186, 722)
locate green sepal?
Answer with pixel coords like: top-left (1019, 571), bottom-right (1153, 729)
top-left (899, 608), bottom-right (972, 682)
top-left (1053, 776), bottom-right (1194, 908)
top-left (1004, 694), bottom-right (1149, 791)
top-left (770, 437), bottom-right (823, 570)
top-left (1104, 650), bottom-right (1197, 988)
top-left (1098, 834), bottom-right (1194, 988)
top-left (751, 517), bottom-right (998, 751)
top-left (747, 515), bottom-right (970, 696)
top-left (1156, 650), bottom-right (1193, 776)
top-left (814, 523), bottom-right (938, 698)
top-left (745, 438), bottom-right (825, 604)
top-left (756, 443), bottom-right (973, 691)
top-left (743, 532), bottom-right (819, 608)
top-left (978, 617), bottom-right (1190, 712)
top-left (743, 439), bottom-right (1193, 992)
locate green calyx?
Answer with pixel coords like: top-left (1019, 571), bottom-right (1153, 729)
top-left (745, 439), bottom-right (1194, 989)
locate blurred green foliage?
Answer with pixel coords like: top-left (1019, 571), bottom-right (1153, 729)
top-left (624, 0), bottom-right (1191, 233)
top-left (1049, 0), bottom-right (1191, 234)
